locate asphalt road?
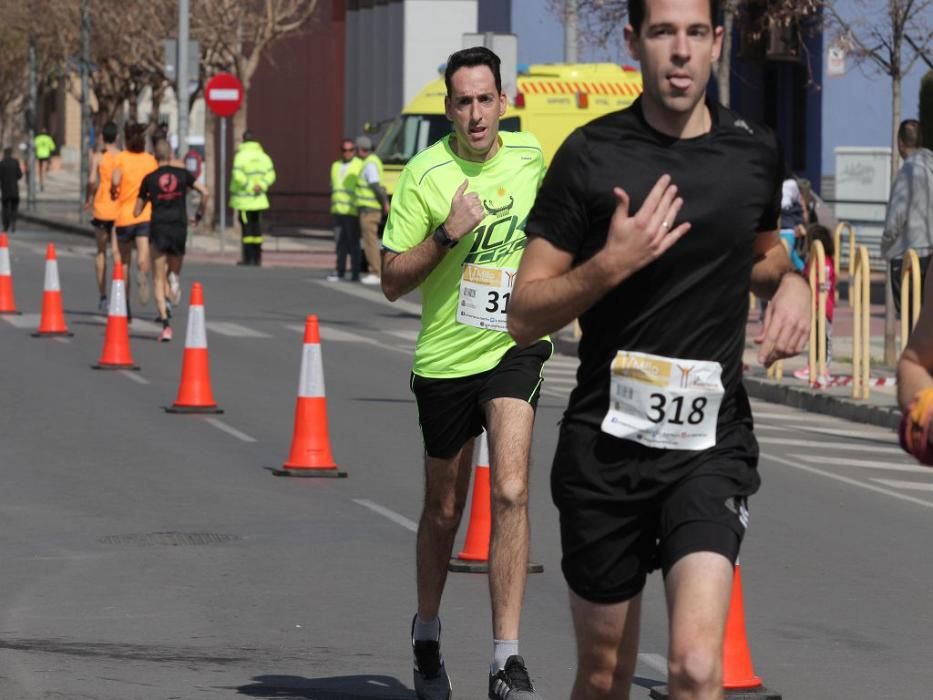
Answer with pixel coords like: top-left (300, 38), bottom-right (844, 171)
top-left (2, 225), bottom-right (933, 699)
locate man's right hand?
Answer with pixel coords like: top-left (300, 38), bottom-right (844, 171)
top-left (444, 179), bottom-right (485, 241)
top-left (598, 174), bottom-right (691, 285)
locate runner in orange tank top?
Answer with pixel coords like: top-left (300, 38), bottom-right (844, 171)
top-left (86, 121), bottom-right (121, 313)
top-left (111, 122), bottom-right (157, 316)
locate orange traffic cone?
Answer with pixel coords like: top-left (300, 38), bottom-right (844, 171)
top-left (92, 262), bottom-right (139, 370)
top-left (649, 563), bottom-right (781, 700)
top-left (0, 233), bottom-right (19, 314)
top-left (448, 432), bottom-right (543, 574)
top-left (32, 243), bottom-right (72, 337)
top-left (165, 282), bottom-right (222, 414)
top-left (272, 314), bottom-right (346, 478)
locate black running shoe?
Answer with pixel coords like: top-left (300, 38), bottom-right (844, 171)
top-left (411, 615), bottom-right (451, 700)
top-left (489, 655), bottom-right (541, 699)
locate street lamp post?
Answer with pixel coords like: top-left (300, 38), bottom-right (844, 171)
top-left (79, 0), bottom-right (91, 223)
top-left (177, 0), bottom-right (189, 157)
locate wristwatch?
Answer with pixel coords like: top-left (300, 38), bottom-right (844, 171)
top-left (433, 224), bottom-right (458, 249)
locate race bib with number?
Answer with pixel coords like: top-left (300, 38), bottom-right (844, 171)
top-left (456, 263), bottom-right (516, 332)
top-left (601, 350), bottom-right (724, 451)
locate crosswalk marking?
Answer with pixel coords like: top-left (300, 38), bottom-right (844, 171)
top-left (384, 329), bottom-right (419, 342)
top-left (753, 411), bottom-right (849, 422)
top-left (312, 278), bottom-right (422, 317)
top-left (287, 323), bottom-right (410, 356)
top-left (206, 321), bottom-right (271, 338)
top-left (788, 454), bottom-right (929, 473)
top-left (757, 423), bottom-right (896, 442)
top-left (757, 437), bottom-right (902, 455)
top-left (871, 478), bottom-right (933, 491)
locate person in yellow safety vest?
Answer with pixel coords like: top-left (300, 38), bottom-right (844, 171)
top-left (353, 135), bottom-right (388, 285)
top-left (229, 130), bottom-right (276, 266)
top-left (327, 138), bottom-right (363, 282)
top-left (34, 128), bottom-right (56, 192)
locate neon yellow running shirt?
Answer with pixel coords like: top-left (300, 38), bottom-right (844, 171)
top-left (383, 131), bottom-right (546, 378)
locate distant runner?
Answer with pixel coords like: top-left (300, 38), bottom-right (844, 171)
top-left (87, 121), bottom-right (121, 313)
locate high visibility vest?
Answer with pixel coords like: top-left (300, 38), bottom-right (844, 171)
top-left (354, 154), bottom-right (383, 211)
top-left (35, 134), bottom-right (56, 160)
top-left (331, 157), bottom-right (361, 215)
top-left (229, 141), bottom-right (276, 212)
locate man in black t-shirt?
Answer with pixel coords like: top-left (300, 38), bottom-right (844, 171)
top-left (136, 139), bottom-right (209, 342)
top-left (507, 0), bottom-right (810, 697)
top-left (0, 147), bottom-right (22, 233)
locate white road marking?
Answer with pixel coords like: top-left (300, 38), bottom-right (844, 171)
top-left (765, 453), bottom-right (933, 510)
top-left (53, 337), bottom-right (70, 344)
top-left (2, 313), bottom-right (40, 328)
top-left (206, 321), bottom-right (271, 338)
top-left (753, 411), bottom-right (850, 422)
top-left (544, 365), bottom-right (579, 376)
top-left (756, 423), bottom-right (896, 442)
top-left (312, 278), bottom-right (422, 317)
top-left (384, 329), bottom-right (419, 342)
top-left (757, 437), bottom-right (903, 455)
top-left (353, 498), bottom-right (418, 533)
top-left (871, 478), bottom-right (933, 491)
top-left (788, 454), bottom-right (929, 473)
top-left (286, 323), bottom-right (411, 356)
top-left (87, 315), bottom-right (163, 333)
top-left (638, 653), bottom-right (668, 677)
top-left (204, 417), bottom-right (257, 443)
top-left (120, 370), bottom-right (149, 385)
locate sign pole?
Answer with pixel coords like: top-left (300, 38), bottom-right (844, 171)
top-left (219, 116), bottom-right (226, 259)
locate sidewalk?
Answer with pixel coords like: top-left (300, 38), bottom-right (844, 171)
top-left (18, 166), bottom-right (338, 269)
top-left (22, 166), bottom-right (903, 431)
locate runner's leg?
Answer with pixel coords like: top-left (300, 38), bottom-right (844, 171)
top-left (94, 225), bottom-right (109, 298)
top-left (152, 249), bottom-right (168, 322)
top-left (664, 551), bottom-right (733, 699)
top-left (483, 397), bottom-right (534, 641)
top-left (416, 440), bottom-right (475, 620)
top-left (569, 591), bottom-right (642, 700)
top-left (135, 234), bottom-right (151, 304)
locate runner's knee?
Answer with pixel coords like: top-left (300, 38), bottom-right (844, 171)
top-left (575, 653), bottom-right (636, 699)
top-left (491, 475), bottom-right (528, 513)
top-left (667, 644), bottom-right (721, 694)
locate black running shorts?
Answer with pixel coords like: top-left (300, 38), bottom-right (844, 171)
top-left (115, 222), bottom-right (150, 243)
top-left (410, 339), bottom-right (553, 459)
top-left (552, 419), bottom-right (760, 604)
top-left (150, 226), bottom-right (187, 256)
top-left (91, 218), bottom-right (114, 234)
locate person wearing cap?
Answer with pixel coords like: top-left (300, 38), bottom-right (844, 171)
top-left (354, 135), bottom-right (388, 285)
top-left (229, 131), bottom-right (276, 266)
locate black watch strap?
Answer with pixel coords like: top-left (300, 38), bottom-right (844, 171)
top-left (433, 224), bottom-right (457, 249)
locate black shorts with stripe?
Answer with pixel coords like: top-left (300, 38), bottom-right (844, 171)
top-left (410, 339), bottom-right (552, 459)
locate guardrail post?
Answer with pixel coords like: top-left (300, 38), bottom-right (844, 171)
top-left (900, 248), bottom-right (922, 351)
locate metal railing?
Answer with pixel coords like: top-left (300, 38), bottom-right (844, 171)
top-left (807, 240), bottom-right (828, 384)
top-left (900, 248), bottom-right (922, 351)
top-left (851, 245), bottom-right (872, 400)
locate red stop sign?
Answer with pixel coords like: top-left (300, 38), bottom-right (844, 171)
top-left (205, 73), bottom-right (244, 117)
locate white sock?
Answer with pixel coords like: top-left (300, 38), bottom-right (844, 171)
top-left (492, 639), bottom-right (519, 673)
top-left (413, 613), bottom-right (440, 641)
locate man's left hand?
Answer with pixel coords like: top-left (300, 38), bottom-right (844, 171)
top-left (253, 184), bottom-right (262, 194)
top-left (754, 272), bottom-right (810, 367)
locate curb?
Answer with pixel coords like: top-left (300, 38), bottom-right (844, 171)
top-left (20, 212), bottom-right (92, 239)
top-left (552, 334), bottom-right (900, 431)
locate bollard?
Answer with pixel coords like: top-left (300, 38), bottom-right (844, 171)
top-left (833, 221), bottom-right (855, 305)
top-left (807, 240), bottom-right (827, 384)
top-left (851, 246), bottom-right (871, 400)
top-left (900, 248), bottom-right (922, 351)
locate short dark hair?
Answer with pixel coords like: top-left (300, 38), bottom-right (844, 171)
top-left (242, 130), bottom-right (254, 142)
top-left (807, 223), bottom-right (834, 258)
top-left (154, 138), bottom-right (173, 162)
top-left (101, 121), bottom-right (118, 144)
top-left (898, 119), bottom-right (921, 149)
top-left (124, 122), bottom-right (147, 153)
top-left (445, 46), bottom-right (502, 96)
top-left (3, 147), bottom-right (11, 158)
top-left (628, 0), bottom-right (720, 33)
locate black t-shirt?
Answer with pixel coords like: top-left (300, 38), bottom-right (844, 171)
top-left (526, 98), bottom-right (781, 459)
top-left (139, 166), bottom-right (196, 233)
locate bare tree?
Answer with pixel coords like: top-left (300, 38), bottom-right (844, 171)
top-left (190, 0), bottom-right (319, 228)
top-left (547, 0), bottom-right (821, 106)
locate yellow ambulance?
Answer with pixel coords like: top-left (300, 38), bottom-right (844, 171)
top-left (375, 63), bottom-right (643, 195)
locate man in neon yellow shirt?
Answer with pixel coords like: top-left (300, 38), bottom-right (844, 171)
top-left (34, 129), bottom-right (56, 192)
top-left (381, 46), bottom-right (548, 700)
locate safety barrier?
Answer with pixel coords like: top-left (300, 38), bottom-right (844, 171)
top-left (851, 245), bottom-right (871, 400)
top-left (900, 248), bottom-right (922, 351)
top-left (807, 240), bottom-right (828, 384)
top-left (833, 221), bottom-right (856, 305)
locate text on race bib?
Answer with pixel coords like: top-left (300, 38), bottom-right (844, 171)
top-left (601, 350), bottom-right (724, 451)
top-left (457, 263), bottom-right (516, 332)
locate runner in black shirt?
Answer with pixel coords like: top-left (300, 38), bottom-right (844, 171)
top-left (507, 0), bottom-right (810, 697)
top-left (136, 139), bottom-right (209, 341)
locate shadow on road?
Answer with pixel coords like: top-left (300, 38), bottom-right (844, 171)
top-left (235, 673), bottom-right (414, 699)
